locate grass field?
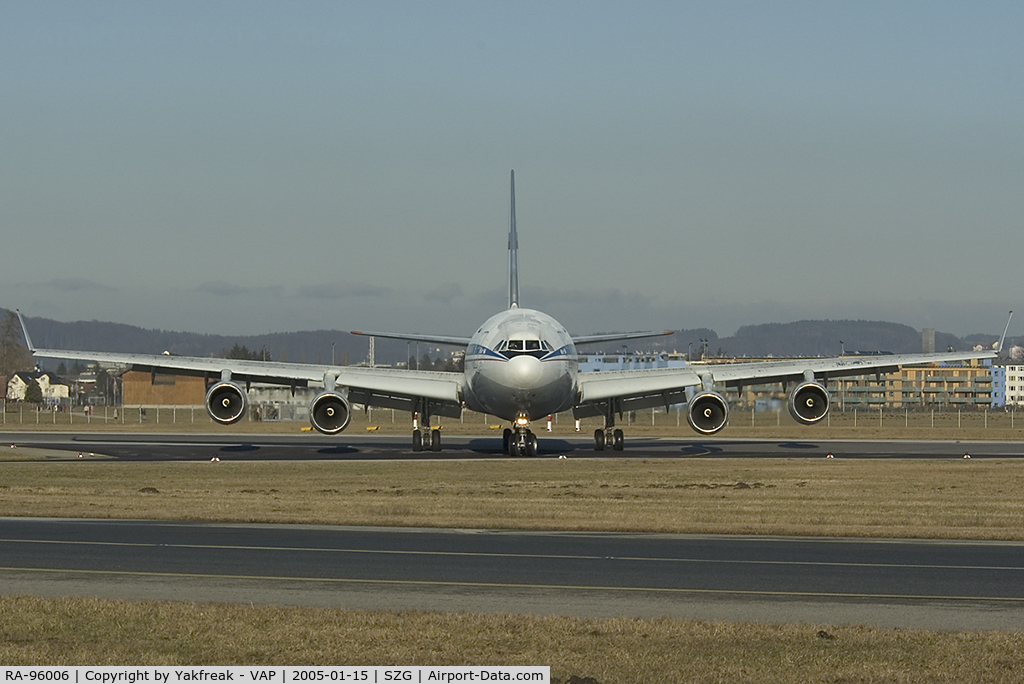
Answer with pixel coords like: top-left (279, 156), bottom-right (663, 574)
top-left (3, 426), bottom-right (1024, 679)
top-left (2, 595), bottom-right (1024, 683)
top-left (1, 457), bottom-right (1023, 539)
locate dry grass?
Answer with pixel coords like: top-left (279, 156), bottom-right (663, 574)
top-left (2, 458), bottom-right (1024, 539)
top-left (4, 442), bottom-right (1024, 680)
top-left (1, 596), bottom-right (1022, 682)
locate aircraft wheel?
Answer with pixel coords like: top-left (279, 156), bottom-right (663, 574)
top-left (431, 429), bottom-right (441, 452)
top-left (612, 429), bottom-right (624, 451)
top-left (526, 432), bottom-right (538, 458)
top-left (594, 429), bottom-right (605, 451)
top-left (502, 428), bottom-right (512, 455)
top-left (412, 429), bottom-right (422, 452)
top-left (509, 439), bottom-right (521, 458)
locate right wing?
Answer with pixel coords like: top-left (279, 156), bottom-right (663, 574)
top-left (350, 330), bottom-right (472, 346)
top-left (17, 312), bottom-right (463, 416)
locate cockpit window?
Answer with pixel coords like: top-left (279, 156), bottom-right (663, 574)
top-left (499, 339), bottom-right (552, 358)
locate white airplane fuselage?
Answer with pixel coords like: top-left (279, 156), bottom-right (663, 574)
top-left (463, 307), bottom-right (579, 421)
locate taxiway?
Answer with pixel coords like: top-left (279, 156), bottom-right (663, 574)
top-left (2, 431), bottom-right (1023, 461)
top-left (2, 517), bottom-right (1023, 631)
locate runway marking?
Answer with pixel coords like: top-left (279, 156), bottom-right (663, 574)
top-left (3, 538), bottom-right (1023, 572)
top-left (2, 565), bottom-right (1023, 603)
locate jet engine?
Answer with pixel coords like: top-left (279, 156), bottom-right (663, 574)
top-left (687, 391), bottom-right (730, 434)
top-left (205, 381), bottom-right (248, 425)
top-left (309, 391), bottom-right (351, 434)
top-left (788, 381), bottom-right (830, 424)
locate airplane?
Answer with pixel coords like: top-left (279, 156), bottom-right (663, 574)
top-left (17, 171), bottom-right (1009, 456)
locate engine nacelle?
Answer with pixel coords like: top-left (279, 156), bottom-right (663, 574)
top-left (687, 390), bottom-right (730, 435)
top-left (788, 381), bottom-right (830, 424)
top-left (309, 391), bottom-right (351, 435)
top-left (205, 381), bottom-right (248, 425)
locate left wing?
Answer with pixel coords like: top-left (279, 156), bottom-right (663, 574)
top-left (574, 349), bottom-right (997, 423)
top-left (573, 330), bottom-right (674, 345)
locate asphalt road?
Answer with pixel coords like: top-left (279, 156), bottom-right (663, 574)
top-left (2, 517), bottom-right (1024, 631)
top-left (4, 431), bottom-right (1024, 460)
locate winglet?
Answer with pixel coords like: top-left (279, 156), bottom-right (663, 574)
top-left (997, 310), bottom-right (1013, 353)
top-left (508, 170), bottom-right (519, 310)
top-left (14, 309), bottom-right (35, 353)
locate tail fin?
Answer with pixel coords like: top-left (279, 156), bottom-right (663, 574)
top-left (998, 310), bottom-right (1013, 353)
top-left (15, 309), bottom-right (35, 353)
top-left (507, 170), bottom-right (520, 309)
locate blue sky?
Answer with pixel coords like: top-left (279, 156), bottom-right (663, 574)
top-left (2, 1), bottom-right (1022, 341)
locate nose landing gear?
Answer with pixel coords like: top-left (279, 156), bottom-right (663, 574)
top-left (504, 415), bottom-right (538, 457)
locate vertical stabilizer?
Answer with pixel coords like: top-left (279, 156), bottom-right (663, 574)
top-left (508, 170), bottom-right (520, 309)
top-left (998, 310), bottom-right (1013, 353)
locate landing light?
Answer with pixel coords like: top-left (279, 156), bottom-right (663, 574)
top-left (515, 414), bottom-right (529, 426)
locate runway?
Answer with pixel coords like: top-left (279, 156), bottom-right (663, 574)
top-left (2, 517), bottom-right (1024, 631)
top-left (4, 432), bottom-right (1024, 631)
top-left (3, 431), bottom-right (1024, 461)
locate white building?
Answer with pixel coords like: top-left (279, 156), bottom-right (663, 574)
top-left (1005, 366), bottom-right (1024, 406)
top-left (5, 372), bottom-right (70, 404)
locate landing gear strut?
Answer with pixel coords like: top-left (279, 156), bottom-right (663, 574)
top-left (593, 410), bottom-right (625, 451)
top-left (411, 409), bottom-right (441, 452)
top-left (505, 414), bottom-right (538, 457)
top-left (412, 428), bottom-right (442, 452)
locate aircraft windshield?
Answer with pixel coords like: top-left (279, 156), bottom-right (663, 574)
top-left (498, 339), bottom-right (551, 358)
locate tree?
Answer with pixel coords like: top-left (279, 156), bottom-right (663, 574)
top-left (95, 367), bottom-right (114, 405)
top-left (0, 310), bottom-right (32, 386)
top-left (24, 378), bottom-right (43, 405)
top-left (221, 344), bottom-right (272, 361)
top-left (418, 353), bottom-right (454, 371)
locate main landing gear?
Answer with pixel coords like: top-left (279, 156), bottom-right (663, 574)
top-left (412, 428), bottom-right (441, 452)
top-left (503, 415), bottom-right (539, 457)
top-left (593, 428), bottom-right (624, 451)
top-left (411, 409), bottom-right (441, 452)
top-left (594, 410), bottom-right (625, 451)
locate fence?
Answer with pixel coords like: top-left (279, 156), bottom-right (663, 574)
top-left (2, 401), bottom-right (1023, 431)
top-left (560, 406), bottom-right (1023, 431)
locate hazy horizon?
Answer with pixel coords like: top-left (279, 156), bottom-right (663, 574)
top-left (2, 2), bottom-right (1021, 339)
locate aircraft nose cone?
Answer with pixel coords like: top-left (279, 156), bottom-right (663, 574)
top-left (507, 355), bottom-right (543, 389)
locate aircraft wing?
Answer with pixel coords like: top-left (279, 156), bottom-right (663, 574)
top-left (16, 310), bottom-right (462, 411)
top-left (574, 349), bottom-right (997, 416)
top-left (23, 346), bottom-right (463, 407)
top-left (573, 330), bottom-right (674, 345)
top-left (351, 330), bottom-right (472, 346)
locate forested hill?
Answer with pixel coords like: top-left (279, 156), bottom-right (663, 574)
top-left (721, 320), bottom-right (968, 357)
top-left (613, 321), bottom-right (996, 358)
top-left (4, 309), bottom-right (397, 367)
top-left (5, 309), bottom-right (1004, 365)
